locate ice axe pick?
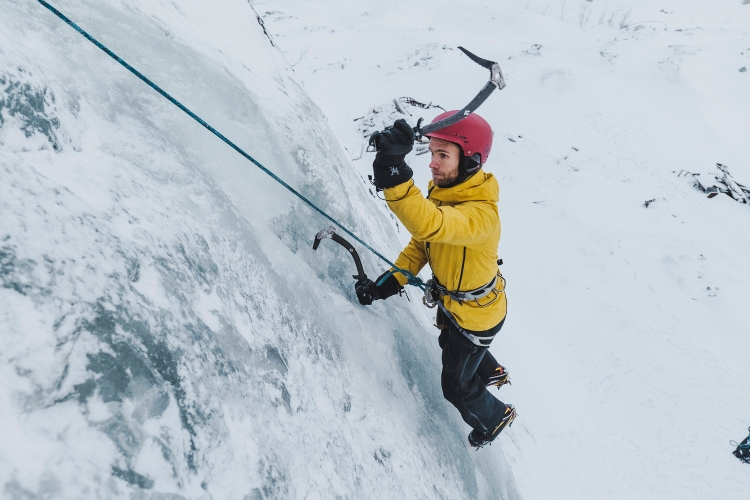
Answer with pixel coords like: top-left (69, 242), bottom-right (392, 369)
top-left (414, 46), bottom-right (505, 139)
top-left (312, 226), bottom-right (368, 282)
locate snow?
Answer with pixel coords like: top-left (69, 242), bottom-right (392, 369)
top-left (1, 0), bottom-right (749, 498)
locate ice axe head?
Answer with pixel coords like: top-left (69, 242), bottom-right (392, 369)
top-left (414, 46), bottom-right (505, 140)
top-left (312, 226), bottom-right (336, 251)
top-left (312, 226), bottom-right (368, 281)
top-left (458, 46), bottom-right (506, 90)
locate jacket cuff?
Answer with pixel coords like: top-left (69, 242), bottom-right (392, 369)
top-left (383, 179), bottom-right (415, 200)
top-left (375, 271), bottom-right (403, 299)
top-left (373, 162), bottom-right (413, 190)
top-left (392, 271), bottom-right (409, 287)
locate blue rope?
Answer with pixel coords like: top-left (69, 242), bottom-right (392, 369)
top-left (375, 268), bottom-right (423, 288)
top-left (38, 0), bottom-right (425, 290)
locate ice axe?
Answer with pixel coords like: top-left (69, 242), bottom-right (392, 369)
top-left (413, 46), bottom-right (506, 140)
top-left (313, 48), bottom-right (505, 282)
top-left (312, 226), bottom-right (368, 282)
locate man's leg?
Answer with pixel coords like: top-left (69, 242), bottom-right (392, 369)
top-left (440, 325), bottom-right (507, 432)
top-left (439, 309), bottom-right (507, 387)
top-left (477, 349), bottom-right (501, 381)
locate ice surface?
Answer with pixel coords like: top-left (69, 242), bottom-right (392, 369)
top-left (0, 0), bottom-right (518, 498)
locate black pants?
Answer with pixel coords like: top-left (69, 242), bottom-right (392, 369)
top-left (438, 312), bottom-right (506, 433)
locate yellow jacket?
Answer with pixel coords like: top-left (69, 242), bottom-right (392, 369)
top-left (384, 171), bottom-right (507, 331)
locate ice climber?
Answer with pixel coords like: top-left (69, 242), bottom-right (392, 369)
top-left (356, 113), bottom-right (516, 448)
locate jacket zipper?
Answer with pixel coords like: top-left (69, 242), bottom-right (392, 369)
top-left (456, 247), bottom-right (467, 293)
top-left (425, 194), bottom-right (441, 266)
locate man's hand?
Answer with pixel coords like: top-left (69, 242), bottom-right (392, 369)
top-left (355, 278), bottom-right (380, 305)
top-left (370, 119), bottom-right (415, 190)
top-left (355, 272), bottom-right (403, 306)
top-left (370, 119), bottom-right (415, 156)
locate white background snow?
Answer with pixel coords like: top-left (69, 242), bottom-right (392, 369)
top-left (1, 0), bottom-right (749, 498)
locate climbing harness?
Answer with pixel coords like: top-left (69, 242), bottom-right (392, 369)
top-left (313, 225), bottom-right (507, 338)
top-left (731, 427), bottom-right (750, 464)
top-left (425, 269), bottom-right (506, 347)
top-left (422, 272), bottom-right (505, 309)
top-left (436, 302), bottom-right (498, 347)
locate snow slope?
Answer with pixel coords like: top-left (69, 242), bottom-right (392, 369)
top-left (1, 0), bottom-right (519, 498)
top-left (257, 0), bottom-right (750, 498)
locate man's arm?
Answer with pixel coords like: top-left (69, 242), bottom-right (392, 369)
top-left (392, 236), bottom-right (429, 287)
top-left (384, 181), bottom-right (497, 247)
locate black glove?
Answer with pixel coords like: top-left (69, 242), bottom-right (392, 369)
top-left (355, 272), bottom-right (403, 305)
top-left (355, 278), bottom-right (380, 305)
top-left (369, 119), bottom-right (415, 190)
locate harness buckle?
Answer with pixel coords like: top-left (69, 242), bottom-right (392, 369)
top-left (422, 279), bottom-right (440, 308)
top-left (468, 273), bottom-right (506, 308)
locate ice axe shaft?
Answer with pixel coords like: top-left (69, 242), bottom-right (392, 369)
top-left (312, 226), bottom-right (368, 281)
top-left (415, 46), bottom-right (505, 139)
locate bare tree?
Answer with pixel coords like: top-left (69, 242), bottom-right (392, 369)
top-left (599, 8), bottom-right (608, 25)
top-left (578, 2), bottom-right (591, 28)
top-left (619, 9), bottom-right (632, 29)
top-left (607, 11), bottom-right (617, 28)
top-left (560, 0), bottom-right (567, 20)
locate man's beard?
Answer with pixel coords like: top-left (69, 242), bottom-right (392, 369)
top-left (434, 171), bottom-right (460, 187)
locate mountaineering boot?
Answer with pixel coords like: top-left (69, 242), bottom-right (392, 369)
top-left (733, 427), bottom-right (750, 464)
top-left (484, 364), bottom-right (510, 389)
top-left (468, 405), bottom-right (517, 449)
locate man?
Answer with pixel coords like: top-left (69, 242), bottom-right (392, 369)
top-left (355, 112), bottom-right (516, 449)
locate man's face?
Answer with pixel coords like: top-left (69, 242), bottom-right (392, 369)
top-left (429, 138), bottom-right (461, 186)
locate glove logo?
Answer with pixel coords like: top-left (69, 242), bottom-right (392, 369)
top-left (390, 166), bottom-right (399, 176)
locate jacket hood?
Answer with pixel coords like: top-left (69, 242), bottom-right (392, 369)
top-left (428, 171), bottom-right (499, 204)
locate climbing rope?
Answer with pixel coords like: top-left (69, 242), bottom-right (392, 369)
top-left (37, 0), bottom-right (425, 290)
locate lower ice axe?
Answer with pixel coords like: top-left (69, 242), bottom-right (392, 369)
top-left (312, 226), bottom-right (368, 282)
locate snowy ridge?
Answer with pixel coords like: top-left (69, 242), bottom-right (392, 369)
top-left (1, 0), bottom-right (518, 498)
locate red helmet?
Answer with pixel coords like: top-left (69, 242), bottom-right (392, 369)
top-left (425, 111), bottom-right (493, 165)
